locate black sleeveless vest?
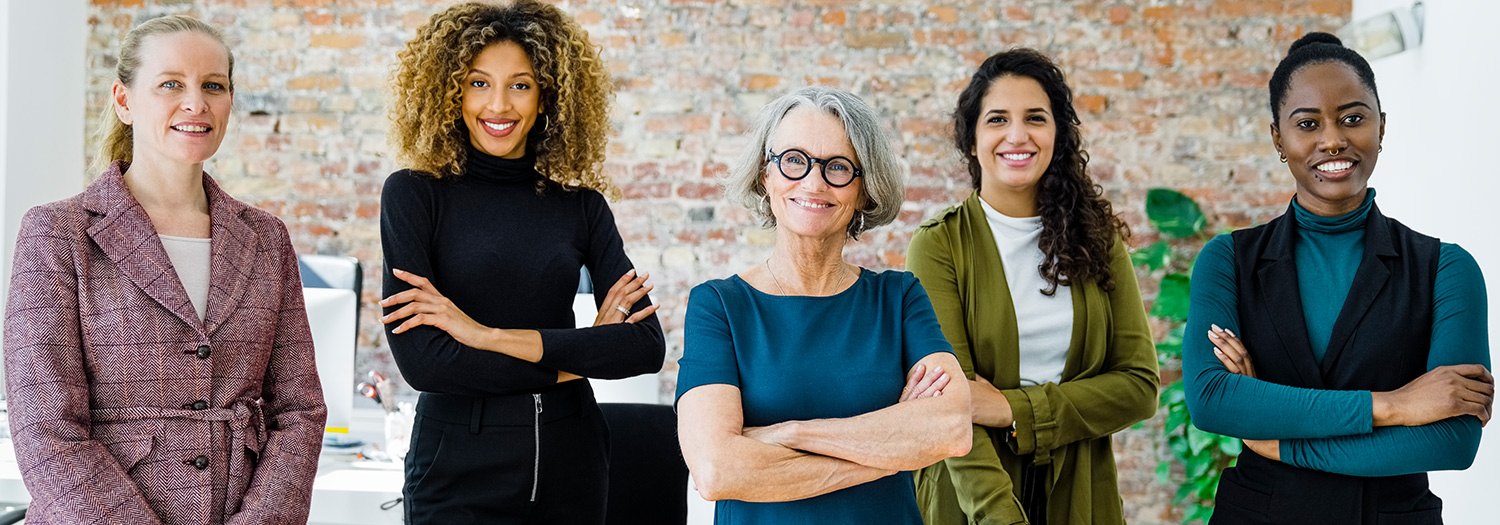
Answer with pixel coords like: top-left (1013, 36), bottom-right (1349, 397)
top-left (1210, 201), bottom-right (1443, 525)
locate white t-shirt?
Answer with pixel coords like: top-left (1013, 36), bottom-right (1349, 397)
top-left (978, 198), bottom-right (1073, 386)
top-left (159, 234), bottom-right (212, 321)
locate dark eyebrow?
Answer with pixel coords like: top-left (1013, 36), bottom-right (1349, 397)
top-left (1290, 101), bottom-right (1373, 118)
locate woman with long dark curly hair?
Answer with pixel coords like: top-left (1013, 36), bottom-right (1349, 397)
top-left (379, 1), bottom-right (665, 522)
top-left (907, 48), bottom-right (1159, 524)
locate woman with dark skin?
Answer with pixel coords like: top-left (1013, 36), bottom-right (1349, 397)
top-left (1184, 32), bottom-right (1492, 523)
top-left (380, 2), bottom-right (665, 523)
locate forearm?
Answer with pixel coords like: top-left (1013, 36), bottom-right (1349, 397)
top-left (1283, 416), bottom-right (1483, 477)
top-left (387, 326), bottom-right (560, 395)
top-left (536, 318), bottom-right (666, 379)
top-left (1003, 365), bottom-right (1157, 453)
top-left (693, 433), bottom-right (896, 502)
top-left (780, 393), bottom-right (972, 472)
top-left (941, 424), bottom-right (1027, 524)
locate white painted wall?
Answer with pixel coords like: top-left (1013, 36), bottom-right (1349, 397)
top-left (1, 1), bottom-right (87, 307)
top-left (1352, 0), bottom-right (1500, 521)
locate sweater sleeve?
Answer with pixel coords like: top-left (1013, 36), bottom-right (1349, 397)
top-left (1183, 235), bottom-right (1373, 439)
top-left (906, 224), bottom-right (1027, 525)
top-left (534, 191), bottom-right (665, 379)
top-left (1280, 243), bottom-right (1487, 476)
top-left (998, 237), bottom-right (1159, 456)
top-left (381, 171), bottom-right (560, 396)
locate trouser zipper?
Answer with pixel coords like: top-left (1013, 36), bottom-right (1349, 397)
top-left (531, 393), bottom-right (543, 502)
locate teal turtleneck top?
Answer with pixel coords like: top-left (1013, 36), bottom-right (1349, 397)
top-left (1183, 190), bottom-right (1487, 476)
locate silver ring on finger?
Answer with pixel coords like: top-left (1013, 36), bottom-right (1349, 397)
top-left (615, 305), bottom-right (630, 315)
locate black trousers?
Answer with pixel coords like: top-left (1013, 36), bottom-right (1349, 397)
top-left (403, 380), bottom-right (611, 525)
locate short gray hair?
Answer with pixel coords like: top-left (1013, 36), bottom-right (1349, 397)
top-left (724, 86), bottom-right (904, 240)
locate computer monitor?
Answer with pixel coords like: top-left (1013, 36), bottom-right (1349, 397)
top-left (304, 287), bottom-right (356, 433)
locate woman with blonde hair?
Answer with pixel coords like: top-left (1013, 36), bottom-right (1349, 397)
top-left (380, 1), bottom-right (664, 522)
top-left (5, 15), bottom-right (327, 524)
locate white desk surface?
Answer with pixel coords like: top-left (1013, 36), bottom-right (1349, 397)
top-left (0, 405), bottom-right (711, 525)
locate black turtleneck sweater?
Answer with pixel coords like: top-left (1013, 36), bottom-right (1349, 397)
top-left (380, 147), bottom-right (665, 397)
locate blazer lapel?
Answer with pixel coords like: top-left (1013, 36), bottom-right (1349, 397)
top-left (201, 175), bottom-right (257, 337)
top-left (82, 161), bottom-right (204, 334)
top-left (1254, 212), bottom-right (1326, 389)
top-left (1319, 203), bottom-right (1395, 375)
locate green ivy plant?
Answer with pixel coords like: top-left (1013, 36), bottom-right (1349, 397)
top-left (1132, 189), bottom-right (1240, 524)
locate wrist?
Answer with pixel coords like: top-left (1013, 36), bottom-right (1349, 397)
top-left (1370, 391), bottom-right (1395, 427)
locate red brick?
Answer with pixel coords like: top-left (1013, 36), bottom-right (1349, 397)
top-left (305, 12), bottom-right (334, 26)
top-left (1075, 94), bottom-right (1109, 113)
top-left (1004, 5), bottom-right (1032, 22)
top-left (744, 74), bottom-right (781, 91)
top-left (310, 33), bottom-right (365, 49)
top-left (1308, 0), bottom-right (1350, 16)
top-left (928, 6), bottom-right (958, 24)
top-left (844, 31), bottom-right (905, 49)
top-left (821, 10), bottom-right (847, 26)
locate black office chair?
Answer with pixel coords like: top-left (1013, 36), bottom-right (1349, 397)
top-left (599, 403), bottom-right (688, 525)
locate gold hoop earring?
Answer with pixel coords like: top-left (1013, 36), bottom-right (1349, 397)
top-left (1278, 152), bottom-right (1287, 163)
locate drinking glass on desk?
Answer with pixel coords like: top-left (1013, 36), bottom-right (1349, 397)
top-left (385, 402), bottom-right (415, 462)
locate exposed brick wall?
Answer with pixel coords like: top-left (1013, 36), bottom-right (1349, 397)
top-left (85, 1), bottom-right (1350, 521)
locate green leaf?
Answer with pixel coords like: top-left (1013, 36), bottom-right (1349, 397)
top-left (1146, 188), bottom-right (1208, 239)
top-left (1187, 426), bottom-right (1213, 454)
top-left (1151, 273), bottom-right (1192, 321)
top-left (1166, 406), bottom-right (1188, 432)
top-left (1186, 504), bottom-right (1214, 524)
top-left (1132, 240), bottom-right (1172, 270)
top-left (1156, 459), bottom-right (1172, 482)
top-left (1219, 438), bottom-right (1243, 456)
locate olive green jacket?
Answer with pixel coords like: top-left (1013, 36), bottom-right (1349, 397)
top-left (907, 194), bottom-right (1159, 525)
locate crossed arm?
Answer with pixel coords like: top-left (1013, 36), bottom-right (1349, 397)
top-left (676, 351), bottom-right (972, 502)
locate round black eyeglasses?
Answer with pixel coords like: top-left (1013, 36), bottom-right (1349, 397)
top-left (767, 148), bottom-right (863, 188)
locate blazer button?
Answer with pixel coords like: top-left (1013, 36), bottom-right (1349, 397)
top-left (193, 455), bottom-right (209, 470)
top-left (192, 400), bottom-right (208, 411)
top-left (196, 345), bottom-right (211, 359)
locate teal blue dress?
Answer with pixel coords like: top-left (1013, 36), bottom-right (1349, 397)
top-left (675, 269), bottom-right (953, 524)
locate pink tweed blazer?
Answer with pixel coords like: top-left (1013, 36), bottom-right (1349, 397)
top-left (4, 161), bottom-right (327, 524)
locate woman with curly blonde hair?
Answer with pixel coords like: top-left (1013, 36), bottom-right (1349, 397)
top-left (379, 1), bottom-right (665, 522)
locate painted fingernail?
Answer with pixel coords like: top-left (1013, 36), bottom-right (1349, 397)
top-left (1226, 329), bottom-right (1236, 337)
top-left (1211, 323), bottom-right (1223, 332)
top-left (1208, 331), bottom-right (1220, 339)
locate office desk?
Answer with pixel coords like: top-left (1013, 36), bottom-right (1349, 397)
top-left (0, 408), bottom-right (404, 525)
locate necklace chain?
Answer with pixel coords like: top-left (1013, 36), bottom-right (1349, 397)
top-left (766, 256), bottom-right (850, 296)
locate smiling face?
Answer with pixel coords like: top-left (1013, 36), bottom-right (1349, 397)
top-left (764, 107), bottom-right (865, 243)
top-left (461, 41), bottom-right (541, 159)
top-left (113, 31), bottom-right (233, 169)
top-left (1272, 61), bottom-right (1385, 216)
top-left (973, 75), bottom-right (1056, 217)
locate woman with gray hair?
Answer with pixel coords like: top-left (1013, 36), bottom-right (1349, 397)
top-left (675, 85), bottom-right (973, 524)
